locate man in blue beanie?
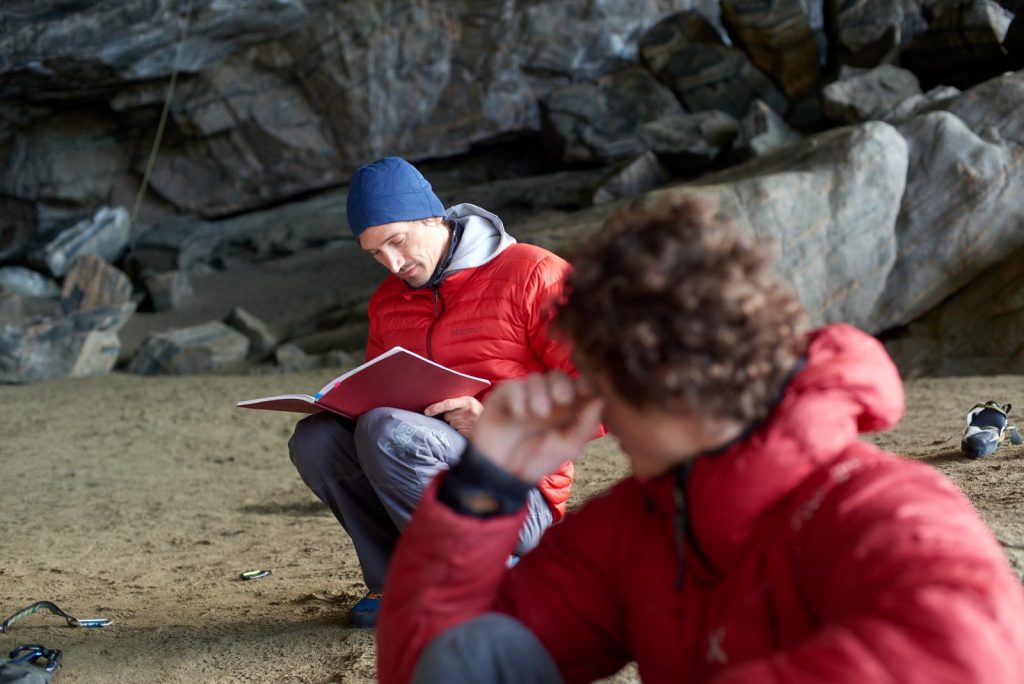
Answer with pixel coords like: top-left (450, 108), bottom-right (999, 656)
top-left (288, 156), bottom-right (598, 627)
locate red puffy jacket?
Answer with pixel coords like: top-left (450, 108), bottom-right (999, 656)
top-left (377, 324), bottom-right (1024, 683)
top-left (365, 241), bottom-right (584, 517)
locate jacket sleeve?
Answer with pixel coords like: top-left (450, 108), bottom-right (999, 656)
top-left (709, 455), bottom-right (1024, 684)
top-left (523, 254), bottom-right (576, 375)
top-left (523, 254), bottom-right (607, 444)
top-left (376, 476), bottom-right (633, 684)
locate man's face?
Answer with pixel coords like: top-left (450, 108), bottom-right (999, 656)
top-left (581, 365), bottom-right (738, 480)
top-left (358, 217), bottom-right (451, 288)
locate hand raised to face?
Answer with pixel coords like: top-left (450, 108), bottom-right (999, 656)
top-left (468, 371), bottom-right (604, 484)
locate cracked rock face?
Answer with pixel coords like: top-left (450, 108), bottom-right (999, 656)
top-left (0, 0), bottom-right (685, 220)
top-left (2, 2), bottom-right (1024, 382)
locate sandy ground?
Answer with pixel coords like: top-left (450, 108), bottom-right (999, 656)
top-left (1, 371), bottom-right (1022, 682)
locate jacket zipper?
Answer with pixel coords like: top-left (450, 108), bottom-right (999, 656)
top-left (673, 463), bottom-right (691, 591)
top-left (425, 288), bottom-right (445, 360)
top-left (673, 458), bottom-right (717, 590)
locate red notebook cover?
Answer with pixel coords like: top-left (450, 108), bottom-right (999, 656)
top-left (236, 346), bottom-right (491, 419)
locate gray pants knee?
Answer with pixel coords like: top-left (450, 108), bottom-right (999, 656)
top-left (413, 613), bottom-right (564, 684)
top-left (289, 408), bottom-right (553, 592)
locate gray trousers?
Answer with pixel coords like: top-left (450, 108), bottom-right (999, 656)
top-left (289, 408), bottom-right (553, 592)
top-left (413, 613), bottom-right (564, 684)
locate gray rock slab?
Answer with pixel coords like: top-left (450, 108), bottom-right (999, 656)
top-left (61, 254), bottom-right (134, 314)
top-left (0, 196), bottom-right (35, 262)
top-left (592, 153), bottom-right (671, 206)
top-left (0, 0), bottom-right (316, 97)
top-left (285, 321), bottom-right (369, 357)
top-left (880, 85), bottom-right (961, 123)
top-left (0, 293), bottom-right (62, 327)
top-left (130, 321), bottom-right (250, 376)
top-left (225, 307), bottom-right (280, 359)
top-left (0, 266), bottom-right (60, 298)
top-left (826, 0), bottom-right (905, 67)
top-left (30, 206), bottom-right (131, 277)
top-left (823, 64), bottom-right (922, 123)
top-left (436, 169), bottom-right (613, 221)
top-left (145, 270), bottom-right (194, 312)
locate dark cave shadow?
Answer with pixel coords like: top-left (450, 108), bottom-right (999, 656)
top-left (237, 500), bottom-right (328, 516)
top-left (920, 448), bottom-right (971, 465)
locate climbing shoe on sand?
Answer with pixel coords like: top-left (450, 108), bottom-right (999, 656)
top-left (348, 592), bottom-right (382, 628)
top-left (961, 401), bottom-right (1023, 458)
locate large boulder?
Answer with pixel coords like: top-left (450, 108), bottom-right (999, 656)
top-left (871, 70), bottom-right (1024, 330)
top-left (630, 121), bottom-right (911, 331)
top-left (719, 0), bottom-right (821, 98)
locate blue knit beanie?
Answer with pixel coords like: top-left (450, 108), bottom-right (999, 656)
top-left (345, 156), bottom-right (446, 238)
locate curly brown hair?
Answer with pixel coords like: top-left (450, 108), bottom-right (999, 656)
top-left (555, 197), bottom-right (807, 424)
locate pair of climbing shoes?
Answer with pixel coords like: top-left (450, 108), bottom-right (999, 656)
top-left (961, 401), bottom-right (1024, 458)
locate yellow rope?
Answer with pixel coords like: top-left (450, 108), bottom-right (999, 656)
top-left (129, 0), bottom-right (195, 226)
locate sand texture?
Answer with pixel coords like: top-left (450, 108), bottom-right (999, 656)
top-left (1, 372), bottom-right (1022, 682)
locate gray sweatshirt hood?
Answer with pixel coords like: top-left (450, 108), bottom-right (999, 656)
top-left (443, 203), bottom-right (517, 276)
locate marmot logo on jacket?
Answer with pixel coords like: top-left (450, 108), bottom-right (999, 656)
top-left (707, 626), bottom-right (729, 664)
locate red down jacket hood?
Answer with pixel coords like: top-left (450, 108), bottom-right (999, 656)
top-left (671, 323), bottom-right (906, 576)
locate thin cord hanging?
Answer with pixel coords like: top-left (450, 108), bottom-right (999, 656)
top-left (130, 0), bottom-right (195, 226)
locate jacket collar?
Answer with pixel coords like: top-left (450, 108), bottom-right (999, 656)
top-left (637, 324), bottom-right (904, 575)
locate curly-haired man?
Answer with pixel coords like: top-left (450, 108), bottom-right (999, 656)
top-left (375, 198), bottom-right (1024, 683)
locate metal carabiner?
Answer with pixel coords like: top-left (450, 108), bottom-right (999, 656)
top-left (8, 644), bottom-right (63, 673)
